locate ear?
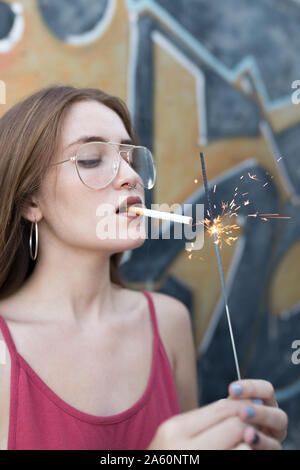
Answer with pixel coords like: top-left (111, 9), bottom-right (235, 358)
top-left (21, 196), bottom-right (43, 223)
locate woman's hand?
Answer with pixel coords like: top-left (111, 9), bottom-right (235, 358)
top-left (227, 379), bottom-right (288, 449)
top-left (146, 396), bottom-right (282, 450)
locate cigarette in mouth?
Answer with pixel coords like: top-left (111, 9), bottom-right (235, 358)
top-left (127, 205), bottom-right (193, 225)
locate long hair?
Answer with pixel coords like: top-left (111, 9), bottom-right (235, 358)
top-left (0, 85), bottom-right (138, 299)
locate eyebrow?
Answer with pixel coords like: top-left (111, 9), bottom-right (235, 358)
top-left (64, 135), bottom-right (134, 150)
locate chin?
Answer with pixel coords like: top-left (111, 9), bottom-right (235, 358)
top-left (116, 233), bottom-right (146, 250)
top-left (104, 231), bottom-right (145, 253)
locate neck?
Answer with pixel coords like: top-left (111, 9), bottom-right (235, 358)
top-left (19, 235), bottom-right (123, 327)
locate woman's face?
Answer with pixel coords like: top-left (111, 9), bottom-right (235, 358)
top-left (37, 100), bottom-right (147, 255)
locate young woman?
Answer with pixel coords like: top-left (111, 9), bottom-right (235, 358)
top-left (0, 85), bottom-right (287, 450)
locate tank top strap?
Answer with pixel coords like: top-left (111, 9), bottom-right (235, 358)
top-left (0, 314), bottom-right (18, 360)
top-left (141, 290), bottom-right (160, 338)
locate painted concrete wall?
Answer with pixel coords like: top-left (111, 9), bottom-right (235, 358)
top-left (0, 0), bottom-right (300, 448)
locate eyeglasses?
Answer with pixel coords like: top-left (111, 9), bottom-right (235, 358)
top-left (49, 141), bottom-right (156, 190)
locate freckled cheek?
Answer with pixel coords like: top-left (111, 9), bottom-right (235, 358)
top-left (55, 179), bottom-right (96, 222)
top-left (39, 178), bottom-right (83, 238)
top-left (52, 178), bottom-right (117, 236)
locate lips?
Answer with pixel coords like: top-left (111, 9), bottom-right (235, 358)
top-left (116, 196), bottom-right (143, 214)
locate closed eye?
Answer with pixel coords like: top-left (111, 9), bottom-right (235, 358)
top-left (77, 158), bottom-right (102, 168)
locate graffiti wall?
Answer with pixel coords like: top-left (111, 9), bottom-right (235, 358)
top-left (0, 0), bottom-right (300, 448)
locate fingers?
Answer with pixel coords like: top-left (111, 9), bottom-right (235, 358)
top-left (190, 416), bottom-right (249, 450)
top-left (228, 379), bottom-right (278, 407)
top-left (171, 397), bottom-right (261, 437)
top-left (157, 402), bottom-right (283, 450)
top-left (243, 426), bottom-right (282, 450)
top-left (231, 443), bottom-right (252, 450)
top-left (238, 403), bottom-right (288, 442)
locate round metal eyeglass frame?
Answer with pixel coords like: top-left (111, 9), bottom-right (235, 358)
top-left (49, 140), bottom-right (156, 190)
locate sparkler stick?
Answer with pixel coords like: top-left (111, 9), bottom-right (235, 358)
top-left (127, 206), bottom-right (192, 225)
top-left (200, 152), bottom-right (241, 381)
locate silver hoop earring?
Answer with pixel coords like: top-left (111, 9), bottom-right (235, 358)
top-left (29, 218), bottom-right (39, 260)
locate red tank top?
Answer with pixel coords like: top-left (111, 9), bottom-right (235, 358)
top-left (0, 290), bottom-right (181, 450)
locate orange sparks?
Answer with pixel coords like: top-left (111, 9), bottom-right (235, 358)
top-left (248, 212), bottom-right (291, 220)
top-left (248, 172), bottom-right (260, 181)
top-left (185, 247), bottom-right (204, 261)
top-left (204, 215), bottom-right (240, 248)
top-left (192, 178), bottom-right (291, 254)
top-left (263, 216), bottom-right (291, 219)
top-left (221, 201), bottom-right (229, 211)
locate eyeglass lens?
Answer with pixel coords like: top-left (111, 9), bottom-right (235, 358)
top-left (75, 142), bottom-right (156, 190)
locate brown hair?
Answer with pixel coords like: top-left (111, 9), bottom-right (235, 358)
top-left (0, 84), bottom-right (138, 299)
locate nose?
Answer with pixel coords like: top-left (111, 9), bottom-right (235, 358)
top-left (119, 149), bottom-right (130, 162)
top-left (113, 152), bottom-right (142, 189)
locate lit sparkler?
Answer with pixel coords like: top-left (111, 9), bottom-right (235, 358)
top-left (205, 216), bottom-right (239, 247)
top-left (199, 152), bottom-right (241, 381)
top-left (190, 167), bottom-right (291, 244)
top-left (191, 197), bottom-right (241, 248)
top-left (187, 155), bottom-right (291, 379)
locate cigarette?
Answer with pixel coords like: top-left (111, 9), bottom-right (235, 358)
top-left (127, 205), bottom-right (192, 225)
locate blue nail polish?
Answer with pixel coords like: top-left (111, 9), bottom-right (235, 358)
top-left (231, 383), bottom-right (243, 395)
top-left (252, 398), bottom-right (263, 406)
top-left (251, 432), bottom-right (259, 445)
top-left (245, 406), bottom-right (256, 419)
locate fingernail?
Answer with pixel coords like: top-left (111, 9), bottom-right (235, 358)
top-left (251, 432), bottom-right (259, 445)
top-left (245, 406), bottom-right (256, 419)
top-left (231, 383), bottom-right (243, 395)
top-left (252, 398), bottom-right (263, 406)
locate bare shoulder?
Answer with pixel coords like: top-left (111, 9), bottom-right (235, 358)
top-left (149, 291), bottom-right (191, 327)
top-left (0, 291), bottom-right (26, 323)
top-left (149, 291), bottom-right (198, 412)
top-left (147, 291), bottom-right (193, 366)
